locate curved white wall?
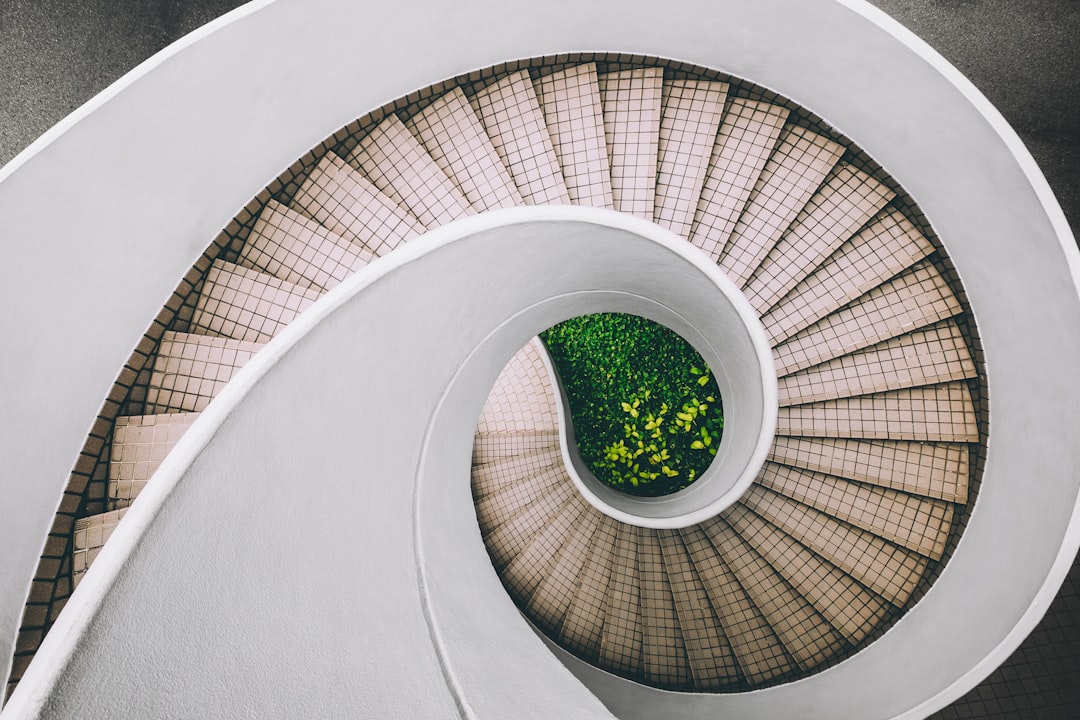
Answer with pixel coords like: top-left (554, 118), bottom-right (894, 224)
top-left (1, 0), bottom-right (1078, 717)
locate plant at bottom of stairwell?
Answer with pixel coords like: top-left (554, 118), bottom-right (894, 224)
top-left (540, 313), bottom-right (724, 497)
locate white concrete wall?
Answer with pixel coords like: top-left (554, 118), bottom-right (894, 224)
top-left (1, 0), bottom-right (1078, 717)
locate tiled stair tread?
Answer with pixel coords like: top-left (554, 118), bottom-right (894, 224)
top-left (598, 67), bottom-right (663, 219)
top-left (72, 508), bottom-right (129, 585)
top-left (724, 503), bottom-right (890, 644)
top-left (656, 528), bottom-right (744, 688)
top-left (502, 494), bottom-right (586, 599)
top-left (145, 332), bottom-right (263, 414)
top-left (599, 524), bottom-right (645, 675)
top-left (191, 260), bottom-right (322, 344)
top-left (768, 436), bottom-right (970, 503)
top-left (719, 125), bottom-right (845, 287)
top-left (528, 506), bottom-right (603, 631)
top-left (534, 63), bottom-right (614, 209)
top-left (291, 153), bottom-right (423, 256)
top-left (109, 412), bottom-right (199, 509)
top-left (238, 200), bottom-right (373, 293)
top-left (776, 381), bottom-right (979, 442)
top-left (471, 69), bottom-right (571, 206)
top-left (743, 164), bottom-right (895, 313)
top-left (406, 86), bottom-right (524, 211)
top-left (653, 78), bottom-right (729, 238)
top-left (773, 261), bottom-right (962, 376)
top-left (474, 464), bottom-right (567, 534)
top-left (738, 486), bottom-right (927, 605)
top-left (688, 98), bottom-right (789, 261)
top-left (776, 320), bottom-right (977, 406)
top-left (346, 114), bottom-right (472, 228)
top-left (482, 477), bottom-right (576, 570)
top-left (673, 526), bottom-right (793, 685)
top-left (471, 447), bottom-right (563, 498)
top-left (762, 207), bottom-right (936, 345)
top-left (702, 518), bottom-right (846, 672)
top-left (560, 514), bottom-right (620, 658)
top-left (755, 462), bottom-right (954, 559)
top-left (637, 530), bottom-right (693, 686)
top-left (476, 341), bottom-right (558, 434)
top-left (471, 430), bottom-right (559, 464)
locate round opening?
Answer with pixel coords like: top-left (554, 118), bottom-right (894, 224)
top-left (540, 312), bottom-right (724, 497)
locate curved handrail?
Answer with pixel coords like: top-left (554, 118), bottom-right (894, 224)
top-left (1, 0), bottom-right (1078, 717)
top-left (2, 207), bottom-right (768, 718)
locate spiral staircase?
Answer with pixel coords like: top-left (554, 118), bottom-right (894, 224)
top-left (2, 1), bottom-right (1078, 718)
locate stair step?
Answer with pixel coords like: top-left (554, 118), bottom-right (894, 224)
top-left (719, 125), bottom-right (845, 286)
top-left (145, 332), bottom-right (263, 414)
top-left (738, 486), bottom-right (927, 605)
top-left (471, 430), bottom-right (559, 465)
top-left (768, 436), bottom-right (970, 503)
top-left (109, 413), bottom-right (199, 509)
top-left (346, 115), bottom-right (472, 228)
top-left (474, 464), bottom-right (566, 536)
top-left (482, 474), bottom-right (576, 570)
top-left (743, 164), bottom-right (895, 312)
top-left (292, 153), bottom-right (423, 256)
top-left (637, 530), bottom-right (693, 687)
top-left (238, 200), bottom-right (372, 293)
top-left (702, 517), bottom-right (847, 672)
top-left (777, 381), bottom-right (979, 441)
top-left (688, 98), bottom-right (789, 261)
top-left (472, 69), bottom-right (570, 206)
top-left (599, 523), bottom-right (645, 675)
top-left (533, 63), bottom-right (614, 208)
top-left (653, 78), bottom-right (729, 238)
top-left (773, 260), bottom-right (962, 376)
top-left (476, 341), bottom-right (558, 434)
top-left (777, 320), bottom-right (977, 406)
top-left (559, 514), bottom-right (620, 659)
top-left (673, 526), bottom-right (791, 685)
top-left (761, 207), bottom-right (935, 345)
top-left (527, 506), bottom-right (603, 632)
top-left (72, 508), bottom-right (129, 586)
top-left (598, 67), bottom-right (663, 219)
top-left (503, 495), bottom-right (587, 599)
top-left (471, 446), bottom-right (562, 498)
top-left (191, 260), bottom-right (322, 344)
top-left (724, 504), bottom-right (890, 645)
top-left (406, 86), bottom-right (524, 211)
top-left (755, 462), bottom-right (954, 558)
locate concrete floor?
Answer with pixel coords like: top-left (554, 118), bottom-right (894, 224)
top-left (1, 1), bottom-right (1078, 717)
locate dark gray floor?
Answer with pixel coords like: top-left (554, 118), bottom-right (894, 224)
top-left (1, 1), bottom-right (1078, 717)
top-left (0, 0), bottom-right (248, 164)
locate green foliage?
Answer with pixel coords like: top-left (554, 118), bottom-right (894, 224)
top-left (540, 313), bottom-right (724, 497)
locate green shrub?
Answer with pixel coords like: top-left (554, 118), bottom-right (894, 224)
top-left (540, 313), bottom-right (724, 497)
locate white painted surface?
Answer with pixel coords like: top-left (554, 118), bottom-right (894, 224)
top-left (527, 222), bottom-right (777, 529)
top-left (0, 0), bottom-right (1076, 717)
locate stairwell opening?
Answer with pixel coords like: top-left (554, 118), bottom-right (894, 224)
top-left (539, 312), bottom-right (725, 498)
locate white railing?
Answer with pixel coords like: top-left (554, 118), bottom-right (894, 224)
top-left (2, 0), bottom-right (1078, 717)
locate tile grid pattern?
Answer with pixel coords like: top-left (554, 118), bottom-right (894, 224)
top-left (687, 97), bottom-right (789, 261)
top-left (772, 260), bottom-right (962, 376)
top-left (108, 413), bottom-right (198, 510)
top-left (14, 55), bottom-right (992, 703)
top-left (598, 68), bottom-right (663, 219)
top-left (346, 115), bottom-right (473, 228)
top-left (237, 199), bottom-right (374, 292)
top-left (533, 63), bottom-right (614, 209)
top-left (652, 78), bottom-right (729, 238)
top-left (190, 260), bottom-right (322, 344)
top-left (470, 69), bottom-right (571, 206)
